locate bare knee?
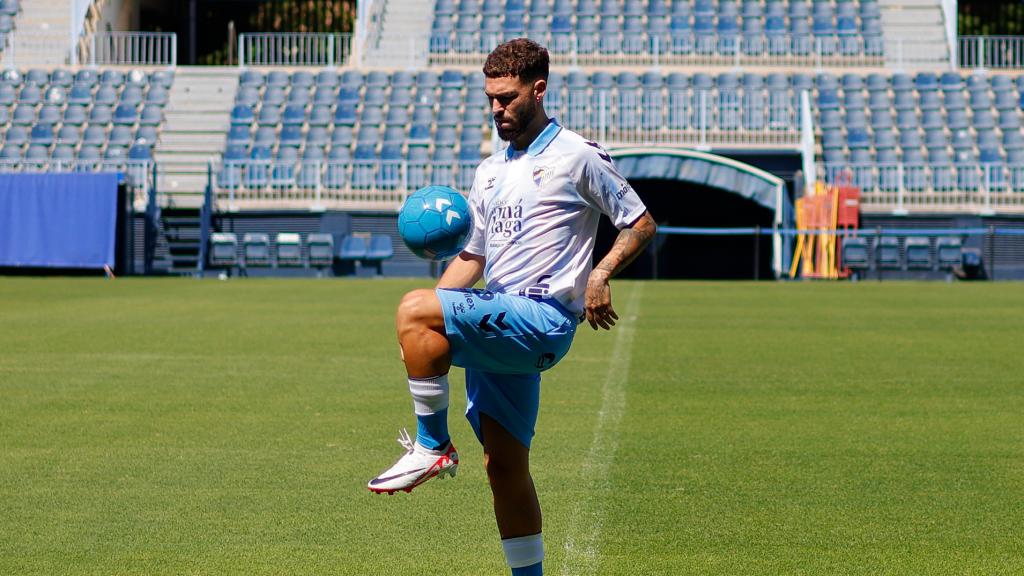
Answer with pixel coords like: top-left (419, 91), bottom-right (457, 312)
top-left (397, 289), bottom-right (444, 335)
top-left (483, 451), bottom-right (531, 490)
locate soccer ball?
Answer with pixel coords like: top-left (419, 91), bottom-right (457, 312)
top-left (397, 185), bottom-right (473, 261)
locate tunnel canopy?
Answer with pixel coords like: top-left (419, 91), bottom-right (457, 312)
top-left (608, 147), bottom-right (785, 212)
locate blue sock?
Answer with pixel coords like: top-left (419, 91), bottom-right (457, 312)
top-left (511, 562), bottom-right (542, 576)
top-left (415, 408), bottom-right (449, 450)
top-left (409, 375), bottom-right (450, 449)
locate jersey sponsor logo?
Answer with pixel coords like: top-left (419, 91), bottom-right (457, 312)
top-left (485, 176), bottom-right (497, 190)
top-left (488, 199), bottom-right (524, 240)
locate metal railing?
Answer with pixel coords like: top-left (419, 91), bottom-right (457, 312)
top-left (821, 163), bottom-right (1024, 214)
top-left (0, 158), bottom-right (154, 206)
top-left (238, 33), bottom-right (353, 67)
top-left (958, 36), bottom-right (1024, 70)
top-left (213, 158), bottom-right (479, 209)
top-left (553, 89), bottom-right (802, 149)
top-left (87, 32), bottom-right (177, 67)
top-left (429, 33), bottom-right (885, 68)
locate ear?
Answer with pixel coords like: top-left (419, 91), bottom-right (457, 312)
top-left (532, 78), bottom-right (547, 102)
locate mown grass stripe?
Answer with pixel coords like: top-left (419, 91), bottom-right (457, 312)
top-left (560, 283), bottom-right (644, 576)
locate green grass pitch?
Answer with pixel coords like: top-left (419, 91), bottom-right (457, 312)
top-left (1, 278), bottom-right (1022, 575)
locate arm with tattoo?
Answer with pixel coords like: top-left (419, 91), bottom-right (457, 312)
top-left (584, 211), bottom-right (657, 330)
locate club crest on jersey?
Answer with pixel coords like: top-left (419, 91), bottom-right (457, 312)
top-left (532, 166), bottom-right (553, 187)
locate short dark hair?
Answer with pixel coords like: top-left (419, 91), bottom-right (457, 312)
top-left (483, 38), bottom-right (549, 82)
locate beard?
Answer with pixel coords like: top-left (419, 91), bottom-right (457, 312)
top-left (494, 99), bottom-right (538, 142)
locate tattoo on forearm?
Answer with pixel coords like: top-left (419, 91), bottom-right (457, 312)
top-left (594, 214), bottom-right (657, 278)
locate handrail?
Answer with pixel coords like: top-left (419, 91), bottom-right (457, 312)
top-left (238, 33), bottom-right (353, 68)
top-left (89, 32), bottom-right (178, 67)
top-left (958, 36), bottom-right (1024, 69)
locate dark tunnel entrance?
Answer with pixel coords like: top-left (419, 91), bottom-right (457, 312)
top-left (595, 178), bottom-right (777, 279)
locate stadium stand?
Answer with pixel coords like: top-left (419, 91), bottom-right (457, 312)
top-left (430, 0), bottom-right (885, 66)
top-left (0, 68), bottom-right (168, 178)
top-left (0, 0), bottom-right (1020, 278)
top-left (216, 65), bottom-right (1024, 208)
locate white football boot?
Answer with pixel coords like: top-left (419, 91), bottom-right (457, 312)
top-left (368, 428), bottom-right (459, 494)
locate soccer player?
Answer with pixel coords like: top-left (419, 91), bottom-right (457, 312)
top-left (368, 38), bottom-right (657, 576)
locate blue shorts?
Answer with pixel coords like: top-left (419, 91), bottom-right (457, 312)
top-left (436, 288), bottom-right (577, 448)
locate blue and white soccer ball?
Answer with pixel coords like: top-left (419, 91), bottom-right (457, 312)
top-left (397, 185), bottom-right (473, 261)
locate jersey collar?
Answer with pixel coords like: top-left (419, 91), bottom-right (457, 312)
top-left (504, 118), bottom-right (562, 161)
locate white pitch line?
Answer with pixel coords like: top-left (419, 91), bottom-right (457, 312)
top-left (560, 283), bottom-right (644, 576)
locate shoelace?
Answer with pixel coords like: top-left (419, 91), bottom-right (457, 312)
top-left (396, 428), bottom-right (415, 454)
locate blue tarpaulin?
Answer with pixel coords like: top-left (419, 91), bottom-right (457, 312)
top-left (0, 173), bottom-right (120, 269)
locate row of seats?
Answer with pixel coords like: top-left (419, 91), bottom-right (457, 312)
top-left (824, 161), bottom-right (1024, 193)
top-left (220, 68), bottom-right (1024, 196)
top-left (218, 154), bottom-right (478, 191)
top-left (209, 232), bottom-right (394, 269)
top-left (842, 236), bottom-right (963, 271)
top-left (431, 0), bottom-right (881, 57)
top-left (436, 0), bottom-right (877, 18)
top-left (0, 69), bottom-right (170, 165)
top-left (818, 72), bottom-right (1024, 169)
top-left (227, 69), bottom-right (487, 174)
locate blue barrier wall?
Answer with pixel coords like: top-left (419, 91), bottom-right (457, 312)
top-left (0, 173), bottom-right (120, 269)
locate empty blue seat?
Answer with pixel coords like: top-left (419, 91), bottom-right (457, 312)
top-left (304, 105), bottom-right (328, 127)
top-left (240, 70), bottom-right (264, 87)
top-left (108, 125), bottom-right (133, 147)
top-left (694, 15), bottom-right (715, 54)
top-left (120, 86), bottom-right (143, 106)
top-left (266, 70), bottom-right (290, 88)
top-left (334, 103), bottom-right (357, 126)
top-left (29, 124), bottom-right (54, 147)
top-left (876, 237), bottom-right (901, 269)
top-left (356, 125), bottom-right (380, 145)
top-left (905, 237), bottom-right (932, 269)
top-left (114, 104), bottom-right (138, 125)
top-left (227, 124), bottom-right (249, 144)
top-left (263, 87), bottom-right (286, 106)
top-left (281, 104), bottom-right (305, 126)
top-left (936, 237), bottom-right (962, 269)
top-left (873, 129), bottom-right (896, 151)
top-left (236, 86), bottom-right (259, 107)
top-left (339, 235), bottom-right (368, 260)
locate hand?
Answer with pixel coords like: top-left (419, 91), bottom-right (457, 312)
top-left (584, 269), bottom-right (618, 330)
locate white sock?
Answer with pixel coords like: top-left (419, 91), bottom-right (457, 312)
top-left (408, 374), bottom-right (449, 415)
top-left (502, 533), bottom-right (544, 569)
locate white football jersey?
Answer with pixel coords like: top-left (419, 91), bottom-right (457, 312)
top-left (462, 119), bottom-right (648, 316)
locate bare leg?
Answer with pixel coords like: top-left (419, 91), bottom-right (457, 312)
top-left (481, 413), bottom-right (542, 538)
top-left (396, 289), bottom-right (451, 377)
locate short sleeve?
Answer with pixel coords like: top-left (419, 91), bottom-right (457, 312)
top-left (576, 142), bottom-right (648, 229)
top-left (462, 171), bottom-right (488, 256)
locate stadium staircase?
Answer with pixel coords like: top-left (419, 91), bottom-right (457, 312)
top-left (159, 207), bottom-right (204, 274)
top-left (880, 0), bottom-right (951, 69)
top-left (361, 0), bottom-right (433, 68)
top-left (154, 66), bottom-right (238, 208)
top-left (3, 0), bottom-right (75, 67)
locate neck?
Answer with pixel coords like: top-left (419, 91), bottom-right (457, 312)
top-left (511, 111), bottom-right (550, 151)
